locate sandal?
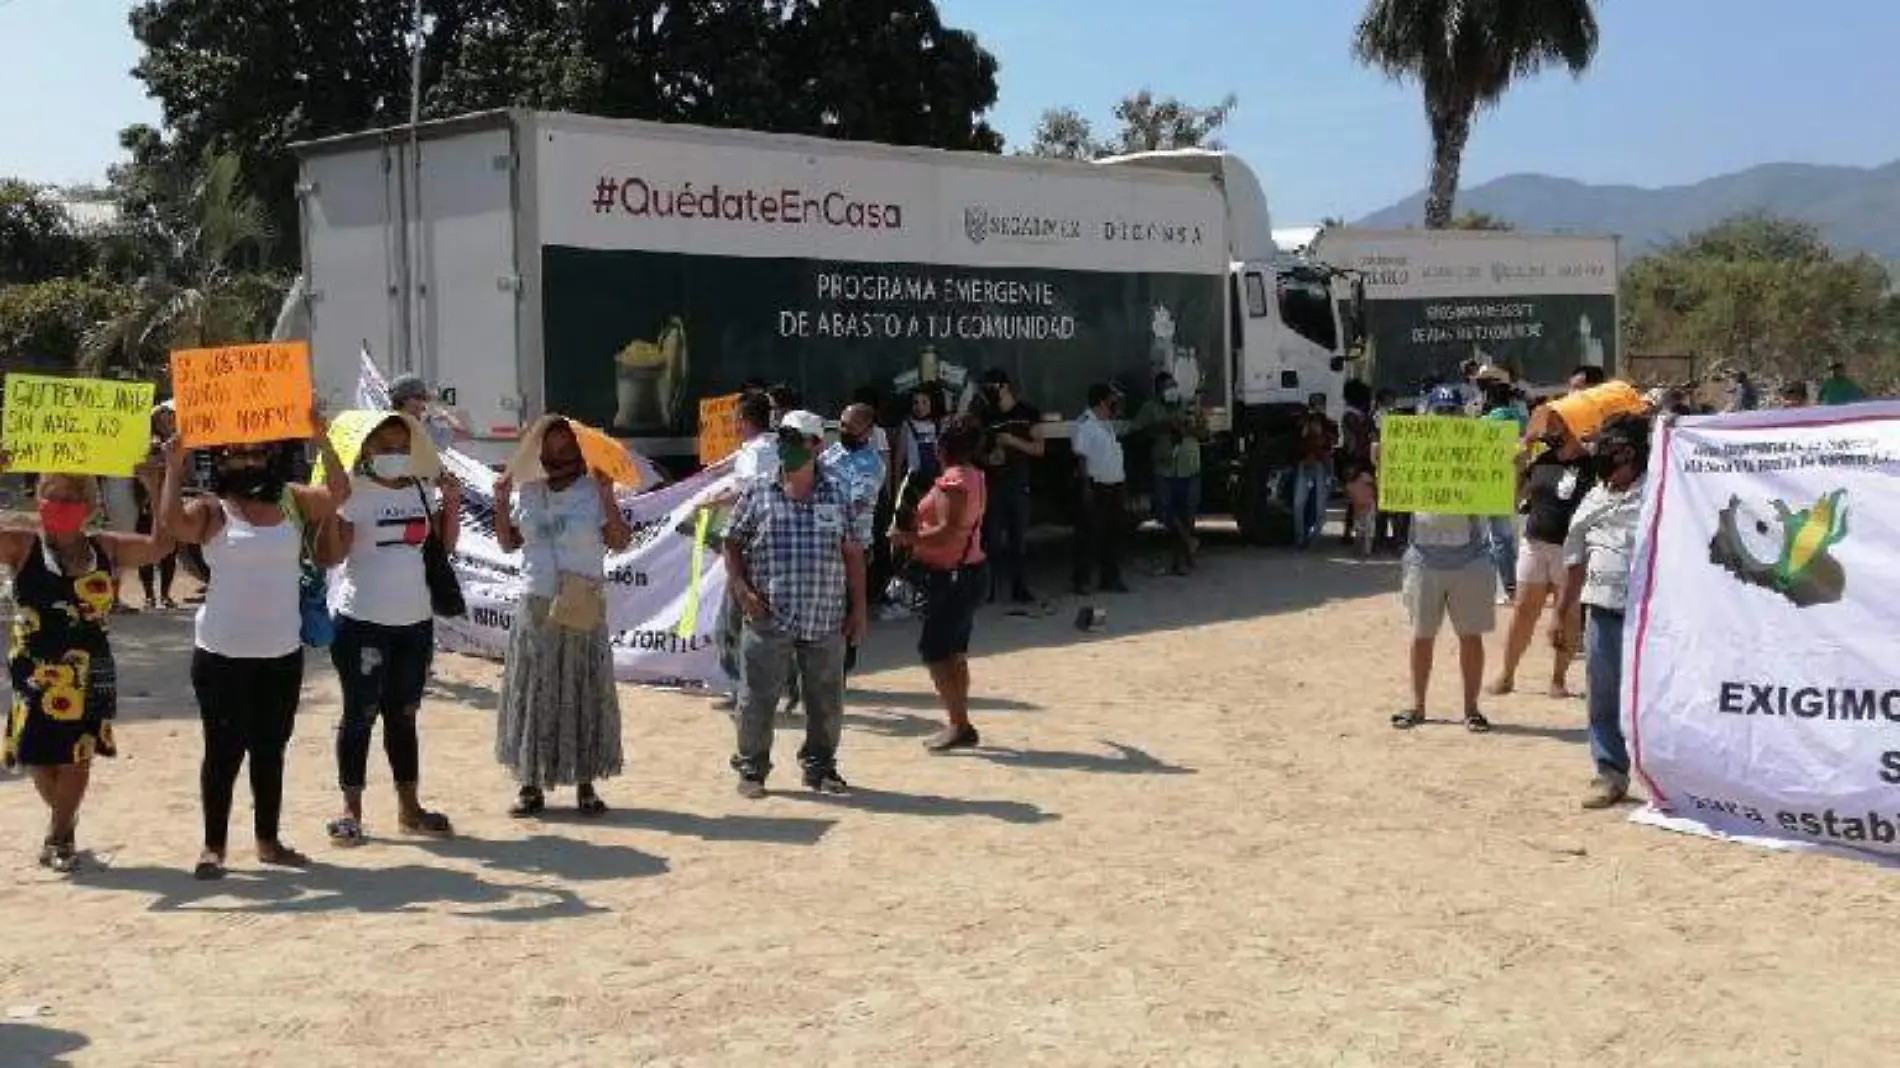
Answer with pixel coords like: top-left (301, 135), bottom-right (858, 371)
top-left (509, 787), bottom-right (546, 819)
top-left (399, 810), bottom-right (455, 837)
top-left (326, 817), bottom-right (367, 847)
top-left (257, 841), bottom-right (312, 868)
top-left (1390, 710), bottom-right (1426, 730)
top-left (576, 788), bottom-right (608, 817)
top-left (1464, 711), bottom-right (1493, 734)
top-left (193, 851), bottom-right (227, 881)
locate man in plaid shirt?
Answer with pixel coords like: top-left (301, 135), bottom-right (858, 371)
top-left (723, 409), bottom-right (869, 798)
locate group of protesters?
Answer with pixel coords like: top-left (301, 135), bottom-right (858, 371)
top-left (1369, 355), bottom-right (1874, 811)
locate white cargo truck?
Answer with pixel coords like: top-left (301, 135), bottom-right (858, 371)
top-left (290, 109), bottom-right (1358, 540)
top-left (1308, 226), bottom-right (1619, 397)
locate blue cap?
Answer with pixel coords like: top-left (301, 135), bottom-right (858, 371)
top-left (1425, 385), bottom-right (1464, 414)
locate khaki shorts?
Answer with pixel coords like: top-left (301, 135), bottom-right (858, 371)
top-left (1403, 560), bottom-right (1497, 638)
top-left (1516, 539), bottom-right (1568, 589)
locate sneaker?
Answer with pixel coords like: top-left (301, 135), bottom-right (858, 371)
top-left (925, 723), bottom-right (981, 752)
top-left (736, 776), bottom-right (767, 800)
top-left (803, 769), bottom-right (850, 795)
top-left (877, 603), bottom-right (914, 622)
top-left (1581, 774), bottom-right (1629, 810)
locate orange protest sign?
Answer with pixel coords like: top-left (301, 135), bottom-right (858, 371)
top-left (171, 342), bottom-right (314, 447)
top-left (574, 422), bottom-right (642, 488)
top-left (698, 393), bottom-right (742, 464)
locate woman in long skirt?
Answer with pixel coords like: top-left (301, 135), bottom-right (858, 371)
top-left (492, 416), bottom-right (632, 816)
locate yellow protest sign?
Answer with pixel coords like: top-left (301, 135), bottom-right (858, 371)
top-left (1, 374), bottom-right (155, 476)
top-left (171, 341), bottom-right (314, 447)
top-left (698, 393), bottom-right (742, 464)
top-left (574, 422), bottom-right (642, 488)
top-left (1377, 415), bottom-right (1519, 516)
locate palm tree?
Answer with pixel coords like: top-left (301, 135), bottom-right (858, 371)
top-left (81, 150), bottom-right (283, 377)
top-left (1353, 0), bottom-right (1599, 229)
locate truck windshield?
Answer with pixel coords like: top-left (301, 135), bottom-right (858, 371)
top-left (1277, 268), bottom-right (1337, 352)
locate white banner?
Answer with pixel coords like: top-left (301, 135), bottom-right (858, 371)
top-left (532, 115), bottom-right (1228, 275)
top-left (1310, 229), bottom-right (1619, 299)
top-left (358, 351), bottom-right (731, 686)
top-left (1627, 402), bottom-right (1900, 859)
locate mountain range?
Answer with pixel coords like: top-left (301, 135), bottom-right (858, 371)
top-left (1353, 160), bottom-right (1900, 265)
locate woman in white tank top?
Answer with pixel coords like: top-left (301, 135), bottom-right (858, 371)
top-left (158, 411), bottom-right (350, 881)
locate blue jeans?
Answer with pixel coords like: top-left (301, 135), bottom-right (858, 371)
top-left (1292, 462), bottom-right (1330, 544)
top-left (1586, 607), bottom-right (1628, 779)
top-left (1486, 516), bottom-right (1518, 593)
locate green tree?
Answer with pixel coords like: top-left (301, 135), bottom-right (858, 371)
top-left (1449, 210), bottom-right (1513, 231)
top-left (81, 152), bottom-right (285, 377)
top-left (127, 0), bottom-right (1002, 268)
top-left (0, 181), bottom-right (93, 285)
top-left (1622, 215), bottom-right (1894, 385)
top-left (1026, 91), bottom-right (1237, 159)
top-left (1352, 0), bottom-right (1599, 228)
top-left (0, 278), bottom-right (135, 372)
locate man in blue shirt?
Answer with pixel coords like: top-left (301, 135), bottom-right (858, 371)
top-left (822, 403), bottom-right (885, 675)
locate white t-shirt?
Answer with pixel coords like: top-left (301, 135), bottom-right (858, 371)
top-left (1072, 411), bottom-right (1125, 485)
top-left (331, 480), bottom-right (438, 626)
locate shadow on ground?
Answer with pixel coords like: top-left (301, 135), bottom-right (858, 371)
top-left (779, 786), bottom-right (1058, 826)
top-left (951, 741), bottom-right (1196, 776)
top-left (0, 1022), bottom-right (88, 1066)
top-left (848, 525), bottom-right (1401, 676)
top-left (73, 845), bottom-right (646, 920)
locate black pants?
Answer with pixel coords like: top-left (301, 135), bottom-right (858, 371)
top-left (985, 478), bottom-right (1033, 599)
top-left (134, 511), bottom-right (176, 601)
top-left (1071, 481), bottom-right (1125, 590)
top-left (192, 649), bottom-right (304, 851)
top-left (330, 617), bottom-right (433, 791)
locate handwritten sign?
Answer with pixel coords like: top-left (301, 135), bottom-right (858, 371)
top-left (1, 374), bottom-right (155, 476)
top-left (1377, 415), bottom-right (1518, 516)
top-left (171, 342), bottom-right (314, 447)
top-left (574, 422), bottom-right (642, 488)
top-left (698, 393), bottom-right (742, 464)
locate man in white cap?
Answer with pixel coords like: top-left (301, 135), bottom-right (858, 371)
top-left (722, 410), bottom-right (868, 798)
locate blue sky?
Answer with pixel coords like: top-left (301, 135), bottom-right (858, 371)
top-left (6, 0), bottom-right (1899, 224)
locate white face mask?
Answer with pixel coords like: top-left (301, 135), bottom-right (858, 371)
top-left (369, 453), bottom-right (409, 481)
top-left (1162, 388), bottom-right (1181, 404)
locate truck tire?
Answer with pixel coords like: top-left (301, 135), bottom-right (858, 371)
top-left (1232, 458), bottom-right (1296, 547)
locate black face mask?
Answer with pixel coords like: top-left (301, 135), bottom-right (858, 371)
top-left (214, 466), bottom-right (285, 502)
top-left (1590, 450), bottom-right (1626, 480)
top-left (839, 432), bottom-right (868, 451)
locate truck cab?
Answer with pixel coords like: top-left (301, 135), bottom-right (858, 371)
top-left (1096, 151), bottom-right (1359, 542)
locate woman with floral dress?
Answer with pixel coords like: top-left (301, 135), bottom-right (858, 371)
top-left (2, 467), bottom-right (175, 872)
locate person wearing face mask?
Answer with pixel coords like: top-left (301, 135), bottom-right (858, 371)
top-left (1487, 407), bottom-right (1596, 699)
top-left (975, 369), bottom-right (1042, 604)
top-left (1132, 371), bottom-right (1205, 575)
top-left (822, 403), bottom-right (886, 675)
top-left (1556, 413), bottom-right (1652, 810)
top-left (492, 417), bottom-right (634, 817)
top-left (314, 414), bottom-right (463, 846)
top-left (723, 410), bottom-right (868, 798)
top-left (0, 465), bottom-right (176, 873)
top-left (160, 410), bottom-right (351, 880)
top-left (1070, 383), bottom-right (1128, 595)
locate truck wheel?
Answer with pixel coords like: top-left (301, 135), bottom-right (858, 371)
top-left (1233, 462), bottom-right (1296, 547)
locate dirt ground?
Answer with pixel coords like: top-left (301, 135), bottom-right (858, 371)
top-left (1, 531), bottom-right (1894, 1067)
